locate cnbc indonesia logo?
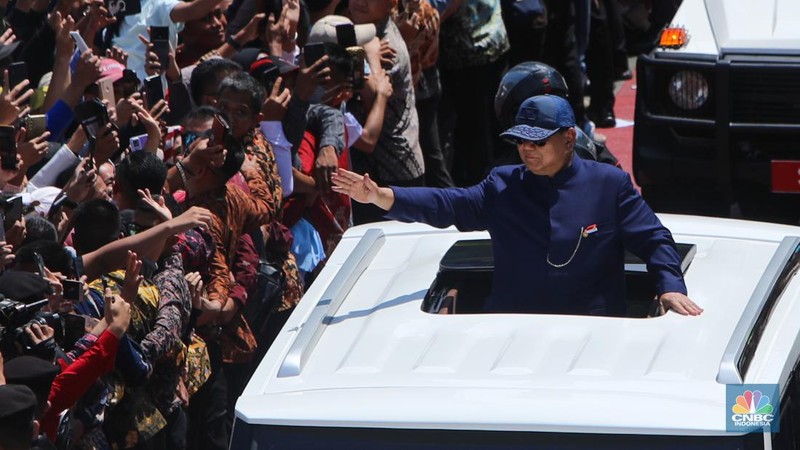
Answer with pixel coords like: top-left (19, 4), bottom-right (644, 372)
top-left (730, 390), bottom-right (775, 428)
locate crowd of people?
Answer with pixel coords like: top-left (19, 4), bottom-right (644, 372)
top-left (0, 0), bottom-right (680, 448)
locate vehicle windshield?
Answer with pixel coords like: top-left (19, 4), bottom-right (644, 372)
top-left (231, 422), bottom-right (764, 450)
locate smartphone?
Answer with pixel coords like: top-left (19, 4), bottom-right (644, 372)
top-left (0, 126), bottom-right (17, 171)
top-left (166, 81), bottom-right (192, 124)
top-left (69, 31), bottom-right (90, 53)
top-left (304, 42), bottom-right (326, 67)
top-left (4, 195), bottom-right (22, 231)
top-left (335, 23), bottom-right (358, 48)
top-left (211, 114), bottom-right (230, 146)
top-left (98, 78), bottom-right (116, 107)
top-left (25, 114), bottom-right (47, 139)
top-left (129, 133), bottom-right (149, 152)
top-left (261, 65), bottom-right (280, 93)
top-left (149, 26), bottom-right (170, 70)
top-left (8, 62), bottom-right (28, 90)
top-left (346, 47), bottom-right (366, 90)
top-left (144, 74), bottom-right (164, 108)
top-left (75, 98), bottom-right (109, 141)
top-left (62, 313), bottom-right (86, 351)
top-left (62, 279), bottom-right (83, 302)
top-left (33, 251), bottom-right (46, 278)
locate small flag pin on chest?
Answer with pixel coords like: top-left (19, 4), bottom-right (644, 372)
top-left (582, 224), bottom-right (598, 238)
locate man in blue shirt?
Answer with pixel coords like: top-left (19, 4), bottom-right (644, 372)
top-left (332, 95), bottom-right (702, 316)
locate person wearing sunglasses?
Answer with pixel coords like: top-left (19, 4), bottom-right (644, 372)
top-left (332, 94), bottom-right (702, 317)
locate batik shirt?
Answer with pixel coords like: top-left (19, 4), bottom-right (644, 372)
top-left (349, 19), bottom-right (425, 183)
top-left (438, 0), bottom-right (509, 69)
top-left (145, 252), bottom-right (191, 415)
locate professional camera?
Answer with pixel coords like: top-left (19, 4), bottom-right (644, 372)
top-left (0, 296), bottom-right (63, 356)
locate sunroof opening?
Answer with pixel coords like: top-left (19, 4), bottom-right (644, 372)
top-left (421, 240), bottom-right (696, 317)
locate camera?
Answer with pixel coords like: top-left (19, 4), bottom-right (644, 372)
top-left (0, 297), bottom-right (63, 356)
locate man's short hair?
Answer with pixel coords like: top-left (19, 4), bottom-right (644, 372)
top-left (72, 199), bottom-right (121, 255)
top-left (116, 152), bottom-right (167, 205)
top-left (190, 58), bottom-right (242, 106)
top-left (218, 72), bottom-right (266, 115)
top-left (183, 105), bottom-right (220, 127)
top-left (16, 241), bottom-right (73, 275)
top-left (22, 215), bottom-right (57, 245)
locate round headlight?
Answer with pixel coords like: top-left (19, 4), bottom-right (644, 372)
top-left (668, 71), bottom-right (709, 110)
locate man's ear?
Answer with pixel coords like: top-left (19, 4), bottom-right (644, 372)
top-left (564, 127), bottom-right (577, 148)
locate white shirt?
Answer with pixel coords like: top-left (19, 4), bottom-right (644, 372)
top-left (260, 121), bottom-right (294, 198)
top-left (111, 0), bottom-right (184, 80)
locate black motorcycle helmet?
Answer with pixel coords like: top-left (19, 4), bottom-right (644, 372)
top-left (495, 61), bottom-right (610, 163)
top-left (494, 62), bottom-right (569, 130)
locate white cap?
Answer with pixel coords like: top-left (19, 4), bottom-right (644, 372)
top-left (308, 15), bottom-right (376, 46)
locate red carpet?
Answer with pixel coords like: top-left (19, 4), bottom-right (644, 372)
top-left (601, 73), bottom-right (637, 185)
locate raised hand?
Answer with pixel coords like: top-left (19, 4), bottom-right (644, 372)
top-left (261, 77), bottom-right (291, 121)
top-left (0, 70), bottom-right (33, 125)
top-left (121, 250), bottom-right (144, 302)
top-left (331, 169), bottom-right (380, 204)
top-left (138, 188), bottom-right (172, 222)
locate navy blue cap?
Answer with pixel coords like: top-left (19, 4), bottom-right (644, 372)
top-left (500, 95), bottom-right (575, 142)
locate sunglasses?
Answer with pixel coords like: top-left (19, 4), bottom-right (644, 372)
top-left (506, 136), bottom-right (549, 147)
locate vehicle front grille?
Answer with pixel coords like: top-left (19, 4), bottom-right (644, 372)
top-left (730, 66), bottom-right (800, 124)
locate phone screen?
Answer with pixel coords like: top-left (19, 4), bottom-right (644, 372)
top-left (5, 196), bottom-right (21, 228)
top-left (62, 313), bottom-right (87, 351)
top-left (0, 126), bottom-right (17, 171)
top-left (144, 75), bottom-right (165, 108)
top-left (261, 66), bottom-right (280, 93)
top-left (8, 62), bottom-right (28, 91)
top-left (62, 279), bottom-right (83, 302)
top-left (304, 43), bottom-right (326, 67)
top-left (150, 27), bottom-right (170, 69)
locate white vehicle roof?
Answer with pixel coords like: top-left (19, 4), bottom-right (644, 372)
top-left (236, 215), bottom-right (800, 435)
top-left (658, 0), bottom-right (800, 57)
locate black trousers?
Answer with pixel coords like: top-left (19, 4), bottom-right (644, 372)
top-left (417, 92), bottom-right (454, 188)
top-left (586, 0), bottom-right (615, 113)
top-left (187, 340), bottom-right (229, 450)
top-left (502, 0), bottom-right (585, 127)
top-left (439, 55), bottom-right (507, 187)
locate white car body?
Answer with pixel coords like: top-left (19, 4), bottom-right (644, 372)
top-left (232, 215), bottom-right (800, 449)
